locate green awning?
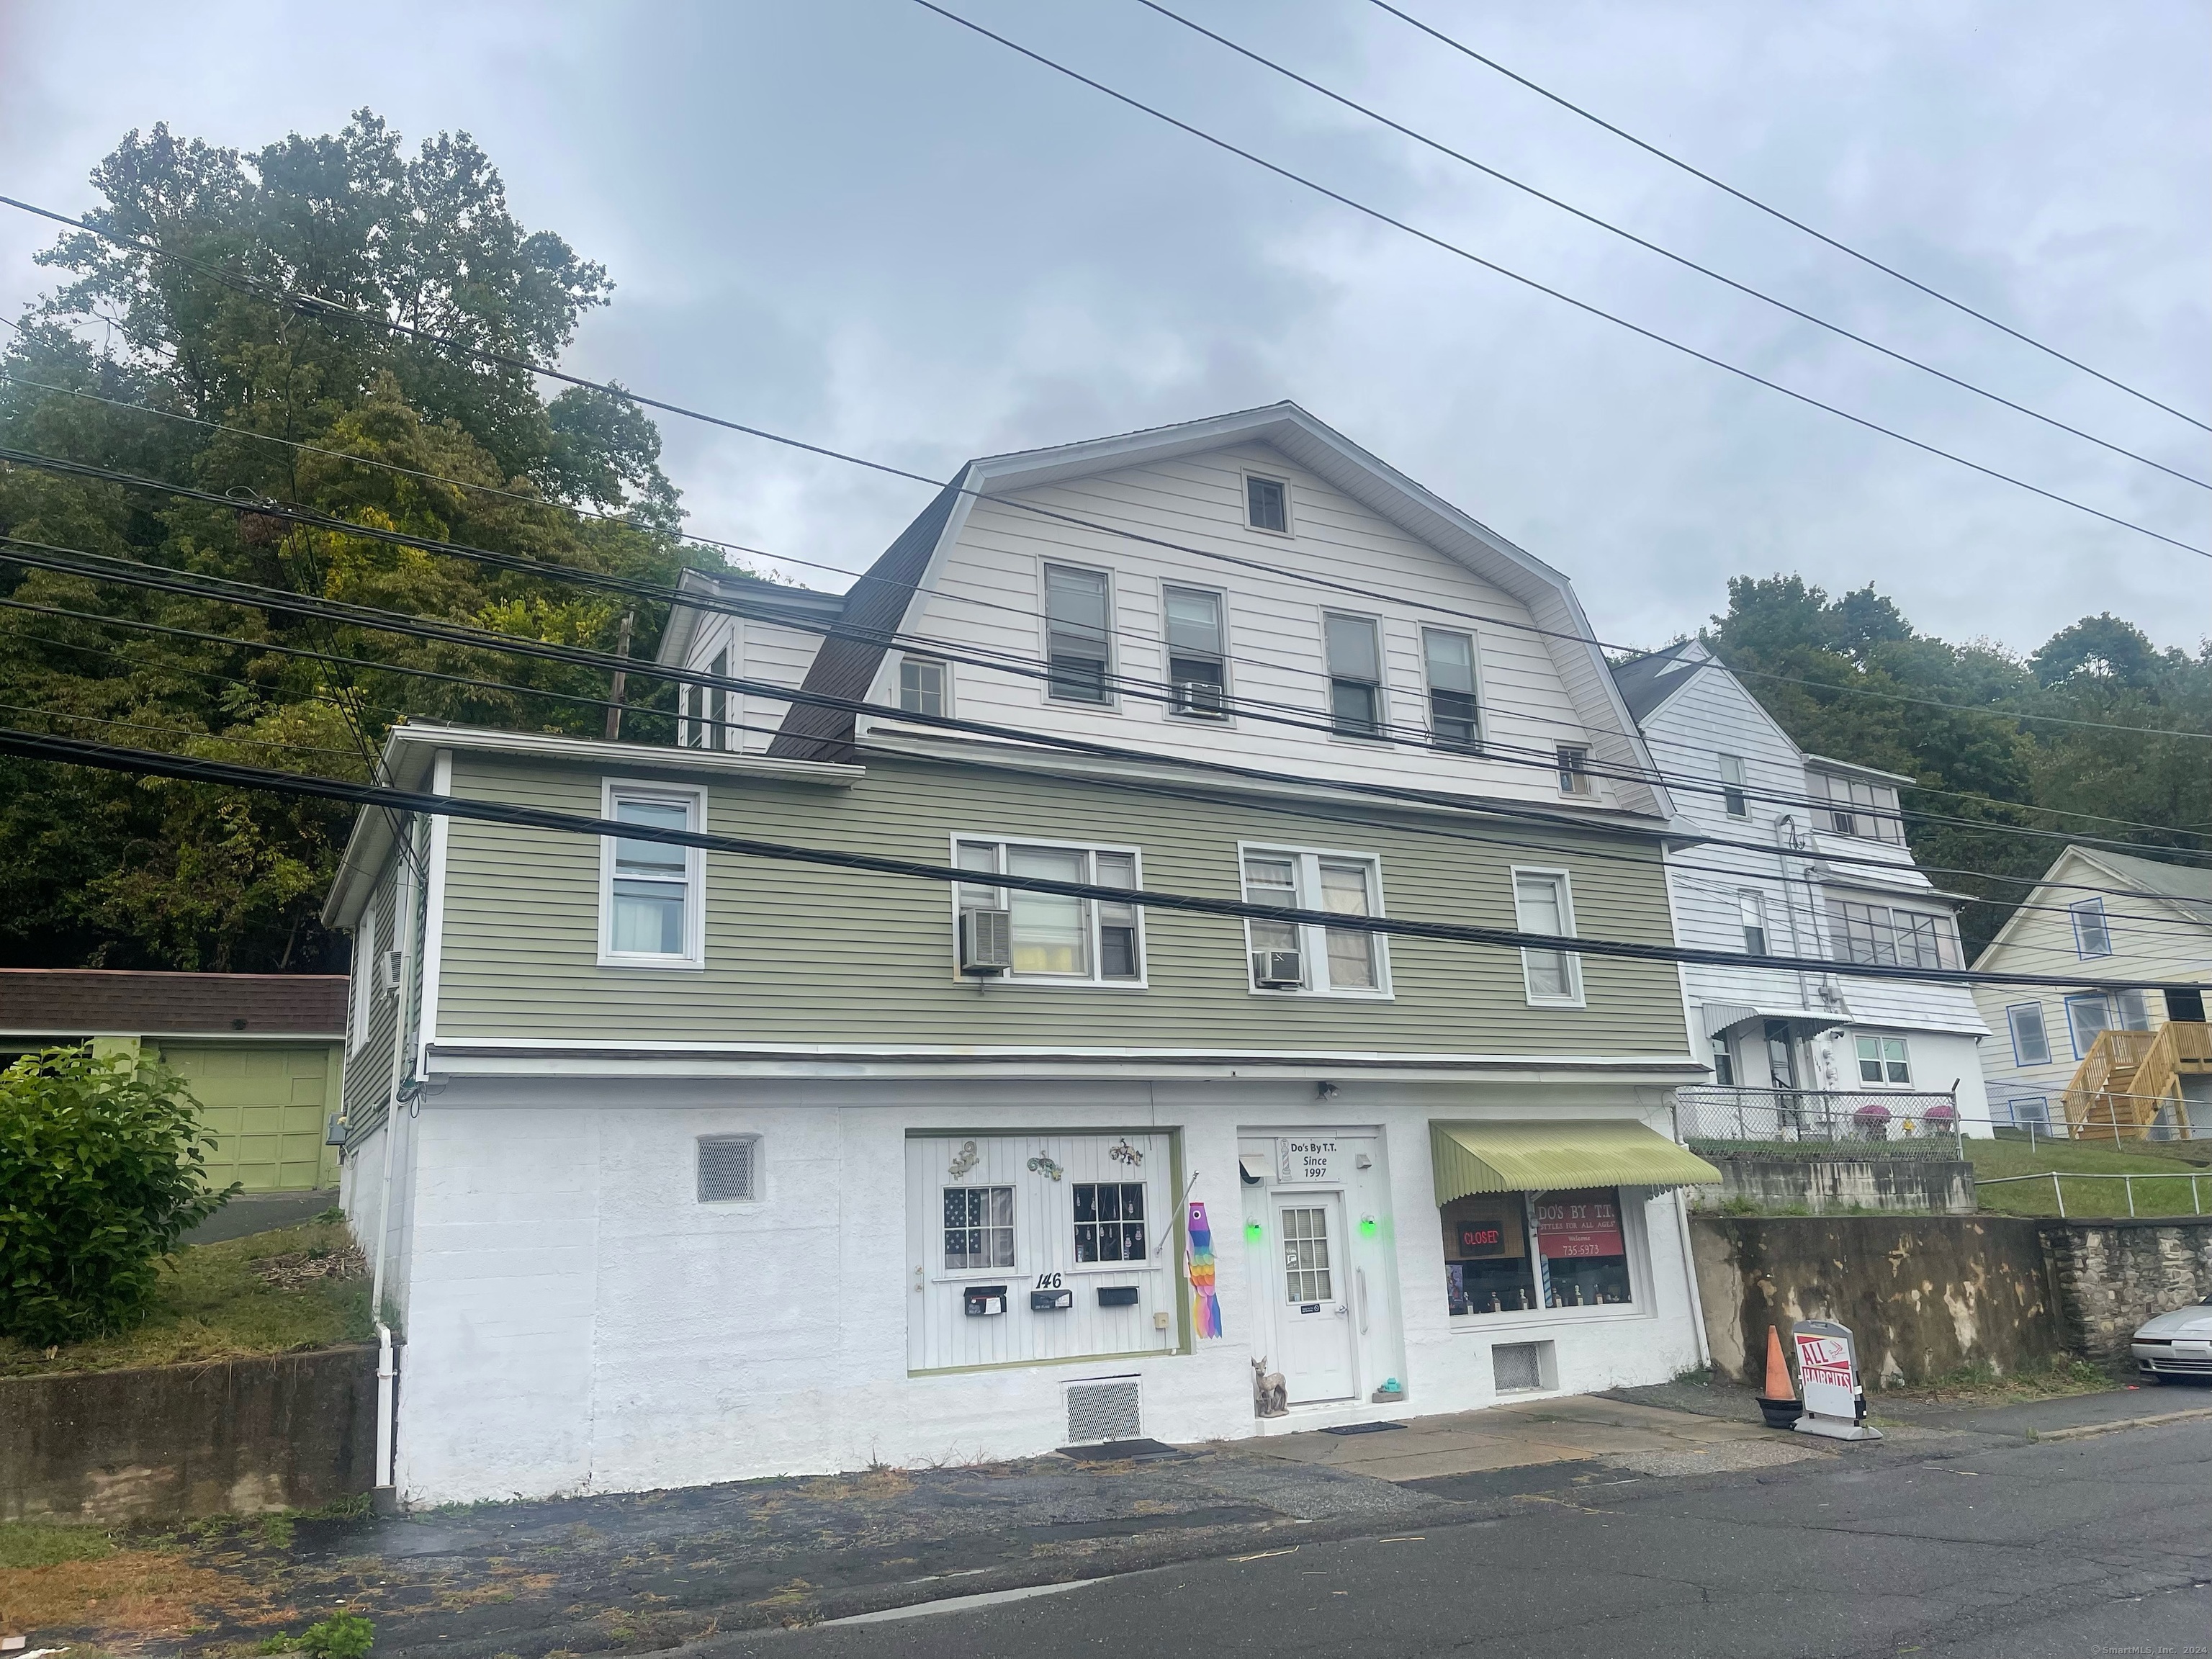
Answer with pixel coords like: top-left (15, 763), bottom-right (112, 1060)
top-left (1430, 1120), bottom-right (1722, 1205)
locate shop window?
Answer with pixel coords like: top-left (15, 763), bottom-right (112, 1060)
top-left (1073, 1181), bottom-right (1148, 1263)
top-left (1530, 1189), bottom-right (1632, 1308)
top-left (943, 1186), bottom-right (1015, 1271)
top-left (1444, 1189), bottom-right (1634, 1316)
top-left (1442, 1194), bottom-right (1537, 1316)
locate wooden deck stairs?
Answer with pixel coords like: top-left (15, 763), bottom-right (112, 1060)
top-left (2063, 1020), bottom-right (2212, 1139)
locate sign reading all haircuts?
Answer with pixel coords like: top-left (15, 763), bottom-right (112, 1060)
top-left (1277, 1138), bottom-right (1344, 1184)
top-left (1793, 1322), bottom-right (1859, 1421)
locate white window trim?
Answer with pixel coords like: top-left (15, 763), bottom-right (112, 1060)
top-left (1419, 625), bottom-right (1485, 752)
top-left (1318, 608), bottom-right (1390, 745)
top-left (1039, 559), bottom-right (1118, 710)
top-left (945, 833), bottom-right (1149, 989)
top-left (1240, 467), bottom-right (1295, 536)
top-left (1718, 752), bottom-right (1748, 817)
top-left (1067, 1176), bottom-right (1162, 1277)
top-left (696, 1133), bottom-right (765, 1205)
top-left (1159, 579), bottom-right (1233, 724)
top-left (1444, 1188), bottom-right (1655, 1328)
top-left (934, 1182), bottom-right (1021, 1283)
top-left (1555, 745), bottom-right (1594, 798)
top-left (896, 652), bottom-right (953, 720)
top-left (349, 902), bottom-right (378, 1054)
top-left (598, 778), bottom-right (708, 971)
top-left (1852, 1033), bottom-right (1915, 1088)
top-left (1511, 864), bottom-right (1586, 1008)
top-left (1237, 841), bottom-right (1393, 999)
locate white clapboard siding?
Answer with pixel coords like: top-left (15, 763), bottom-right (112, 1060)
top-left (683, 614), bottom-right (821, 754)
top-left (878, 444), bottom-right (1624, 811)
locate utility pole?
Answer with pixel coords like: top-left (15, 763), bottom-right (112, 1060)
top-left (603, 609), bottom-right (635, 742)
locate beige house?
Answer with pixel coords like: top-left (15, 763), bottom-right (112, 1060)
top-left (1969, 847), bottom-right (2211, 1135)
top-left (0, 970), bottom-right (348, 1191)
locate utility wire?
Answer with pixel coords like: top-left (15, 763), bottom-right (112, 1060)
top-left (8, 529), bottom-right (2203, 909)
top-left (906, 2), bottom-right (2211, 558)
top-left (1132, 0), bottom-right (2208, 490)
top-left (1367, 0), bottom-right (2212, 435)
top-left (9, 202), bottom-right (2208, 741)
top-left (3, 720), bottom-right (2195, 995)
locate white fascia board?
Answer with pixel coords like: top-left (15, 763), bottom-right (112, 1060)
top-left (320, 721), bottom-right (865, 928)
top-left (891, 405), bottom-right (1670, 818)
top-left (1801, 751), bottom-right (1917, 787)
top-left (859, 727), bottom-right (1673, 832)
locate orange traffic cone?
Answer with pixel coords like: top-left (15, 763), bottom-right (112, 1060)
top-left (1764, 1326), bottom-right (1795, 1401)
top-left (1758, 1326), bottom-right (1802, 1428)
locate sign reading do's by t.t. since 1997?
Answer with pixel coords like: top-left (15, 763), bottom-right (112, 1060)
top-left (1277, 1138), bottom-right (1344, 1184)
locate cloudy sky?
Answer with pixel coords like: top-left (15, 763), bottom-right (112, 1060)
top-left (3, 0), bottom-right (2206, 656)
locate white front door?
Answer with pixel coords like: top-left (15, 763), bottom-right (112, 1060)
top-left (1274, 1192), bottom-right (1356, 1403)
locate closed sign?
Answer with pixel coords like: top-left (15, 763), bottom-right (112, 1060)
top-left (1277, 1138), bottom-right (1344, 1184)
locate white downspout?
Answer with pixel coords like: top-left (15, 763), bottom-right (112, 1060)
top-left (369, 816), bottom-right (423, 1503)
top-left (1670, 1095), bottom-right (1713, 1373)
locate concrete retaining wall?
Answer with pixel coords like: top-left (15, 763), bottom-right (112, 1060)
top-left (1693, 1156), bottom-right (1976, 1215)
top-left (0, 1344), bottom-right (376, 1522)
top-left (1690, 1215), bottom-right (2062, 1388)
top-left (2041, 1219), bottom-right (2212, 1358)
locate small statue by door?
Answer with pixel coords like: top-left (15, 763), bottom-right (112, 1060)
top-left (1251, 1356), bottom-right (1288, 1418)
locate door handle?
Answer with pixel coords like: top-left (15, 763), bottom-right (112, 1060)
top-left (1357, 1268), bottom-right (1370, 1334)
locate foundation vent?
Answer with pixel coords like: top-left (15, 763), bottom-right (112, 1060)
top-left (1066, 1377), bottom-right (1142, 1444)
top-left (1493, 1341), bottom-right (1554, 1394)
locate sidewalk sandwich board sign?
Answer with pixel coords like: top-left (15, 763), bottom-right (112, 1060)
top-left (1791, 1318), bottom-right (1881, 1442)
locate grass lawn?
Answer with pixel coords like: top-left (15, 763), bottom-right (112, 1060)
top-left (0, 1220), bottom-right (372, 1378)
top-left (1970, 1132), bottom-right (2212, 1218)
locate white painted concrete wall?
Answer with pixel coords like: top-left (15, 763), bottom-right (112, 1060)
top-left (387, 1076), bottom-right (1705, 1505)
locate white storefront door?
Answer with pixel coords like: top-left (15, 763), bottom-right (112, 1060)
top-left (1274, 1192), bottom-right (1356, 1403)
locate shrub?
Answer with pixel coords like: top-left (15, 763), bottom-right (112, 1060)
top-left (0, 1047), bottom-right (234, 1345)
top-left (257, 1613), bottom-right (375, 1658)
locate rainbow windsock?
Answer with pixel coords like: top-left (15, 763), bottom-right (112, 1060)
top-left (1187, 1200), bottom-right (1223, 1339)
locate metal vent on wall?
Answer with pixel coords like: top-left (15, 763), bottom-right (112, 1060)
top-left (1066, 1377), bottom-right (1142, 1445)
top-left (697, 1136), bottom-right (759, 1202)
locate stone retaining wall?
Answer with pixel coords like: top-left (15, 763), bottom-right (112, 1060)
top-left (2039, 1218), bottom-right (2212, 1358)
top-left (0, 1344), bottom-right (376, 1522)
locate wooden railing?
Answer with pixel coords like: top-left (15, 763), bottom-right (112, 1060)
top-left (2063, 1021), bottom-right (2210, 1138)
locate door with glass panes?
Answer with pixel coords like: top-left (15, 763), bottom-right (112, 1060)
top-left (1274, 1192), bottom-right (1356, 1403)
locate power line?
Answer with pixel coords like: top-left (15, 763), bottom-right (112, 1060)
top-left (1367, 0), bottom-right (2212, 436)
top-left (10, 202), bottom-right (2208, 746)
top-left (907, 1), bottom-right (2211, 559)
top-left (2, 720), bottom-right (2194, 995)
top-left (8, 529), bottom-right (2203, 911)
top-left (1131, 0), bottom-right (2209, 491)
top-left (0, 698), bottom-right (364, 757)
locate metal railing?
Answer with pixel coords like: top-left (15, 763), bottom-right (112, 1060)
top-left (1995, 1092), bottom-right (2206, 1146)
top-left (1675, 1086), bottom-right (1964, 1159)
top-left (1978, 1170), bottom-right (2210, 1220)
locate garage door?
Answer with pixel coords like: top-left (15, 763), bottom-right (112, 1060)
top-left (157, 1042), bottom-right (341, 1192)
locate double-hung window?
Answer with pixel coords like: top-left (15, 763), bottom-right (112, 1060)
top-left (1422, 629), bottom-right (1480, 752)
top-left (1718, 753), bottom-right (1748, 817)
top-left (1164, 585), bottom-right (1228, 718)
top-left (1856, 1035), bottom-right (1911, 1084)
top-left (1737, 889), bottom-right (1768, 955)
top-left (899, 655), bottom-right (947, 718)
top-left (2064, 993), bottom-right (2113, 1058)
top-left (600, 784), bottom-right (704, 967)
top-left (1512, 868), bottom-right (1583, 1005)
top-left (349, 904), bottom-right (378, 1053)
top-left (2006, 1002), bottom-right (2052, 1067)
top-left (1556, 745), bottom-right (1593, 796)
top-left (683, 684), bottom-right (707, 748)
top-left (1045, 565), bottom-right (1112, 703)
top-left (1323, 613), bottom-right (1385, 737)
top-left (1241, 848), bottom-right (1387, 995)
top-left (2069, 898), bottom-right (2113, 958)
top-left (954, 839), bottom-right (1143, 984)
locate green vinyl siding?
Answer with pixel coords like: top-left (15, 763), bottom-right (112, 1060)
top-left (431, 753), bottom-right (1691, 1058)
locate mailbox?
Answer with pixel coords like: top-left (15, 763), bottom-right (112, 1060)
top-left (963, 1285), bottom-right (1008, 1317)
top-left (1096, 1285), bottom-right (1140, 1308)
top-left (1031, 1287), bottom-right (1074, 1312)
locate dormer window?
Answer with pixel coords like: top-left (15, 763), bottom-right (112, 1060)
top-left (1245, 475), bottom-right (1290, 534)
top-left (1556, 745), bottom-right (1593, 796)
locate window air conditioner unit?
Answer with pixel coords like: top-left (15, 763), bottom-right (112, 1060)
top-left (1252, 948), bottom-right (1304, 988)
top-left (1174, 678), bottom-right (1228, 719)
top-left (380, 948), bottom-right (405, 994)
top-left (961, 909), bottom-right (1014, 976)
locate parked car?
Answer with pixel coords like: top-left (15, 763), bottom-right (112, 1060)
top-left (2132, 1297), bottom-right (2212, 1382)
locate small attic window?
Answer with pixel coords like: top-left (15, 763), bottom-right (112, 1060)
top-left (1245, 475), bottom-right (1289, 534)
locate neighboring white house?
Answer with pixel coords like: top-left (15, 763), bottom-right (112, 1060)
top-left (1969, 844), bottom-right (2212, 1130)
top-left (1611, 639), bottom-right (1993, 1138)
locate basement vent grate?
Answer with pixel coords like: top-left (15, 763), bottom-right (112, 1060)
top-left (697, 1136), bottom-right (759, 1202)
top-left (1066, 1377), bottom-right (1143, 1445)
top-left (1493, 1341), bottom-right (1550, 1394)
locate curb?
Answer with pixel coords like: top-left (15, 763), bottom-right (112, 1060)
top-left (2035, 1405), bottom-right (2212, 1442)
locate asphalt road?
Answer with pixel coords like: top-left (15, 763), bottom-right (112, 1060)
top-left (704, 1417), bottom-right (2212, 1659)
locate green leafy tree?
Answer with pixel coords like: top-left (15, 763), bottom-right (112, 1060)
top-left (0, 1048), bottom-right (233, 1346)
top-left (1, 112), bottom-right (723, 971)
